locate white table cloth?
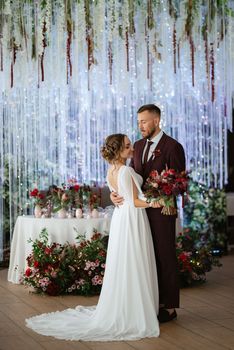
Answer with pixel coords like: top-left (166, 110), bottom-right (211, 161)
top-left (8, 216), bottom-right (110, 284)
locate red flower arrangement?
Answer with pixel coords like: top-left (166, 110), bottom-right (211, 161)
top-left (144, 167), bottom-right (189, 215)
top-left (49, 181), bottom-right (82, 212)
top-left (30, 188), bottom-right (45, 207)
top-left (176, 229), bottom-right (222, 286)
top-left (21, 228), bottom-right (108, 296)
top-left (89, 193), bottom-right (101, 209)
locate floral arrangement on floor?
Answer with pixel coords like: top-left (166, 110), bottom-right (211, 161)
top-left (144, 168), bottom-right (189, 215)
top-left (176, 228), bottom-right (222, 287)
top-left (21, 228), bottom-right (108, 296)
top-left (21, 224), bottom-right (222, 296)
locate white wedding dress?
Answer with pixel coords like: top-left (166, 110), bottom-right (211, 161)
top-left (26, 166), bottom-right (160, 341)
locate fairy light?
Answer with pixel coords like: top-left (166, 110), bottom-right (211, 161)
top-left (0, 0), bottom-right (233, 248)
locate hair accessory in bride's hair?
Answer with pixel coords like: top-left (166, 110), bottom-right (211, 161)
top-left (101, 134), bottom-right (126, 163)
top-left (100, 142), bottom-right (119, 162)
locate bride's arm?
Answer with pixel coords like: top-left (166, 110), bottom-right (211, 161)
top-left (132, 179), bottom-right (159, 208)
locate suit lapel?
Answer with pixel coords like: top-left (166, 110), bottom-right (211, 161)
top-left (135, 138), bottom-right (147, 175)
top-left (143, 133), bottom-right (167, 178)
top-left (140, 139), bottom-right (147, 165)
top-left (148, 132), bottom-right (167, 162)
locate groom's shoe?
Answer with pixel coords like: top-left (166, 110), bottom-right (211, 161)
top-left (158, 308), bottom-right (177, 323)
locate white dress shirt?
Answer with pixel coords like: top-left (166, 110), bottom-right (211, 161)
top-left (142, 130), bottom-right (164, 163)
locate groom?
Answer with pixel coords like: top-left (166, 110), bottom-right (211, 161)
top-left (111, 104), bottom-right (186, 323)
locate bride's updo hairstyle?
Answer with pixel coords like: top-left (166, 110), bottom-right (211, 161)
top-left (101, 134), bottom-right (126, 163)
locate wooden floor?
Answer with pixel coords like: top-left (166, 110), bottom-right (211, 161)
top-left (1, 253), bottom-right (234, 350)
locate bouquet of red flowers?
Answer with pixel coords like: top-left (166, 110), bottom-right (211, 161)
top-left (30, 188), bottom-right (45, 207)
top-left (144, 168), bottom-right (189, 215)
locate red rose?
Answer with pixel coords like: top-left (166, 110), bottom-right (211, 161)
top-left (149, 170), bottom-right (159, 178)
top-left (79, 242), bottom-right (87, 248)
top-left (45, 247), bottom-right (51, 255)
top-left (34, 261), bottom-right (39, 268)
top-left (178, 252), bottom-right (188, 262)
top-left (73, 184), bottom-right (80, 192)
top-left (91, 232), bottom-right (101, 241)
top-left (162, 185), bottom-right (172, 195)
top-left (98, 250), bottom-right (106, 257)
top-left (25, 268), bottom-right (32, 277)
top-left (38, 193), bottom-right (44, 199)
top-left (30, 188), bottom-right (39, 197)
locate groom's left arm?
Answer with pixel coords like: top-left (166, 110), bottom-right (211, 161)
top-left (169, 142), bottom-right (186, 172)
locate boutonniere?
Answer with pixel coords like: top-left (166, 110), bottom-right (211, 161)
top-left (152, 149), bottom-right (161, 160)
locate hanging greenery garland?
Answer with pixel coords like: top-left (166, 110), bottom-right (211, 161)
top-left (0, 0), bottom-right (233, 87)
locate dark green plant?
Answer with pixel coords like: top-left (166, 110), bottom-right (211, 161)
top-left (176, 228), bottom-right (222, 287)
top-left (183, 179), bottom-right (228, 255)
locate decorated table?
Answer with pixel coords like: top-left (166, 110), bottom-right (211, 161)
top-left (8, 215), bottom-right (111, 284)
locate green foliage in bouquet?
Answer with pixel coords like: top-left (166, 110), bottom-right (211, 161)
top-left (21, 228), bottom-right (108, 296)
top-left (176, 228), bottom-right (222, 287)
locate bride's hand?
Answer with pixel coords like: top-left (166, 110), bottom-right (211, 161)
top-left (110, 191), bottom-right (124, 206)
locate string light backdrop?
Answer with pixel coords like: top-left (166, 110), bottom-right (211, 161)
top-left (0, 0), bottom-right (233, 255)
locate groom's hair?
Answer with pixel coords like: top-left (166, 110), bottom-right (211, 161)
top-left (137, 104), bottom-right (161, 117)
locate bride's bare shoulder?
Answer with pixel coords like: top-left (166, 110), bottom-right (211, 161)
top-left (107, 166), bottom-right (114, 176)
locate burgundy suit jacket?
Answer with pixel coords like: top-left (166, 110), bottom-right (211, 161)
top-left (130, 132), bottom-right (185, 185)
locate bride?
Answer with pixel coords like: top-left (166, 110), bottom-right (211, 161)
top-left (26, 133), bottom-right (160, 341)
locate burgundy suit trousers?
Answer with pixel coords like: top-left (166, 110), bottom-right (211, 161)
top-left (146, 208), bottom-right (180, 309)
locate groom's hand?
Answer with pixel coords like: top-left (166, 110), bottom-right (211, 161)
top-left (110, 191), bottom-right (124, 206)
top-left (151, 201), bottom-right (162, 208)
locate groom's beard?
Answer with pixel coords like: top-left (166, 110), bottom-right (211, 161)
top-left (143, 127), bottom-right (157, 140)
